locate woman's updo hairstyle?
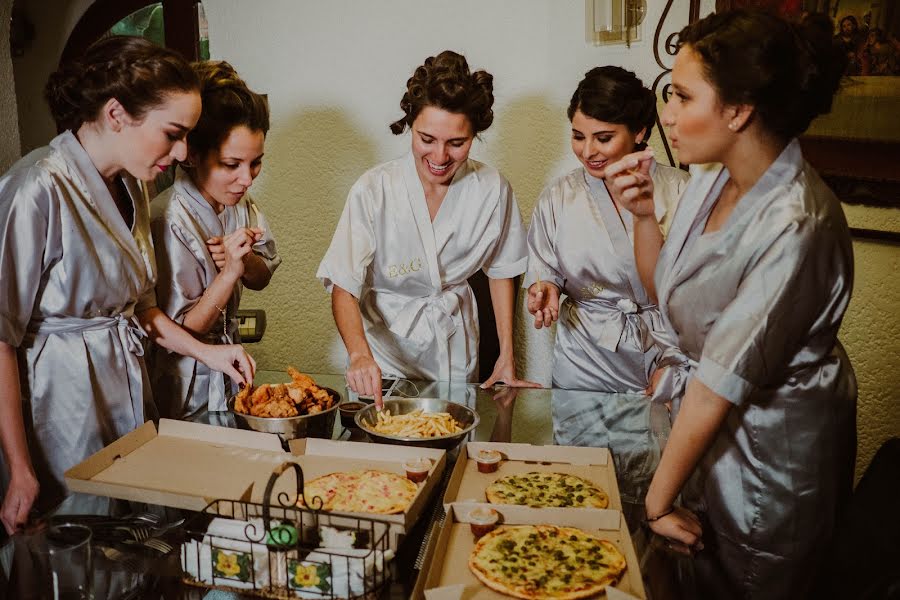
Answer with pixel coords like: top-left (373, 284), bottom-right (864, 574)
top-left (45, 35), bottom-right (199, 133)
top-left (390, 50), bottom-right (494, 135)
top-left (186, 60), bottom-right (270, 159)
top-left (567, 66), bottom-right (656, 145)
top-left (676, 9), bottom-right (847, 141)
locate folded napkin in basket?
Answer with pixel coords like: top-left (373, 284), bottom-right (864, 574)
top-left (181, 517), bottom-right (285, 590)
top-left (291, 547), bottom-right (395, 599)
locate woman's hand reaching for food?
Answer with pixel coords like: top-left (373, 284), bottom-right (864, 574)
top-left (347, 353), bottom-right (383, 408)
top-left (199, 343), bottom-right (256, 386)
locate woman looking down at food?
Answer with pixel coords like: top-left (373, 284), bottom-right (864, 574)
top-left (149, 61), bottom-right (280, 419)
top-left (607, 10), bottom-right (856, 598)
top-left (0, 36), bottom-right (255, 533)
top-left (318, 50), bottom-right (537, 406)
top-left (525, 66), bottom-right (689, 395)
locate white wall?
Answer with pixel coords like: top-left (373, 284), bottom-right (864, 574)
top-left (202, 0), bottom-right (697, 383)
top-left (12, 0), bottom-right (94, 154)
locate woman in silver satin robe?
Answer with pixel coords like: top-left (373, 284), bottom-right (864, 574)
top-left (318, 51), bottom-right (535, 404)
top-left (609, 11), bottom-right (856, 599)
top-left (526, 67), bottom-right (689, 394)
top-left (150, 62), bottom-right (280, 419)
top-left (0, 38), bottom-right (254, 532)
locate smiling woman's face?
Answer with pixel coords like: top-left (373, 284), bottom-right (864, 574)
top-left (570, 110), bottom-right (643, 180)
top-left (410, 106), bottom-right (474, 188)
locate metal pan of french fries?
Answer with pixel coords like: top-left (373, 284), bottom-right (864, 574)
top-left (354, 398), bottom-right (480, 449)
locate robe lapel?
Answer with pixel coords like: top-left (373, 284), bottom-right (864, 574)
top-left (53, 132), bottom-right (146, 270)
top-left (657, 164), bottom-right (726, 309)
top-left (401, 152), bottom-right (442, 291)
top-left (585, 172), bottom-right (646, 302)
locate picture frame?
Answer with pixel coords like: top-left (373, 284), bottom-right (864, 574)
top-left (716, 0), bottom-right (900, 241)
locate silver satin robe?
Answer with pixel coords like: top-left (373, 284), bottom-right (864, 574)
top-left (0, 131), bottom-right (157, 513)
top-left (317, 152), bottom-right (528, 381)
top-left (149, 167), bottom-right (280, 418)
top-left (654, 140), bottom-right (857, 599)
top-left (524, 162), bottom-right (689, 392)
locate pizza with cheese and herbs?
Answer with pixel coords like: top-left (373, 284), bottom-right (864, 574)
top-left (296, 470), bottom-right (417, 514)
top-left (485, 472), bottom-right (609, 509)
top-left (468, 525), bottom-right (627, 599)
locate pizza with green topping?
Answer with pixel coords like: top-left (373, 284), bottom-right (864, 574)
top-left (485, 472), bottom-right (609, 509)
top-left (468, 525), bottom-right (627, 599)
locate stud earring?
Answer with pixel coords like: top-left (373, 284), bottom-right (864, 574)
top-left (728, 122), bottom-right (737, 131)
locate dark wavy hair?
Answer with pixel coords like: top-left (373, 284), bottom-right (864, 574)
top-left (187, 60), bottom-right (270, 159)
top-left (567, 66), bottom-right (656, 145)
top-left (45, 36), bottom-right (199, 132)
top-left (676, 9), bottom-right (847, 141)
top-left (390, 50), bottom-right (494, 135)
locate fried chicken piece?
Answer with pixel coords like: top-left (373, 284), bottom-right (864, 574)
top-left (251, 397), bottom-right (298, 418)
top-left (287, 367), bottom-right (317, 389)
top-left (234, 383), bottom-right (253, 414)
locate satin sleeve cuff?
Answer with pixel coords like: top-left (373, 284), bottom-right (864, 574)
top-left (317, 269), bottom-right (363, 298)
top-left (521, 267), bottom-right (564, 291)
top-left (696, 355), bottom-right (754, 406)
top-left (483, 255), bottom-right (527, 280)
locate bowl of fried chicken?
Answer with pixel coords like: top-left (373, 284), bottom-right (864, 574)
top-left (228, 367), bottom-right (341, 440)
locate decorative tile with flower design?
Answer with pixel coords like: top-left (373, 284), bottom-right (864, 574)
top-left (289, 560), bottom-right (331, 592)
top-left (212, 548), bottom-right (253, 582)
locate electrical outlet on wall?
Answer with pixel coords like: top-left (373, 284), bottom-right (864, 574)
top-left (236, 309), bottom-right (266, 343)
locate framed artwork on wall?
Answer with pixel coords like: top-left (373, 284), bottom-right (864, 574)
top-left (717, 0), bottom-right (900, 241)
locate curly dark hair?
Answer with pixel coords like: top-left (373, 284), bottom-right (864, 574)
top-left (676, 10), bottom-right (847, 141)
top-left (567, 66), bottom-right (656, 145)
top-left (187, 60), bottom-right (270, 159)
top-left (390, 50), bottom-right (494, 135)
top-left (45, 35), bottom-right (199, 133)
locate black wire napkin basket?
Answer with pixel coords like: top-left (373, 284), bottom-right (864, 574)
top-left (179, 462), bottom-right (394, 599)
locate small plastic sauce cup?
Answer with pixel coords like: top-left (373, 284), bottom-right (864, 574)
top-left (468, 507), bottom-right (499, 539)
top-left (473, 449), bottom-right (502, 473)
top-left (403, 458), bottom-right (432, 483)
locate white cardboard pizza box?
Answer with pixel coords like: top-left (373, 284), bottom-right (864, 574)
top-left (65, 419), bottom-right (286, 511)
top-left (245, 437), bottom-right (448, 546)
top-left (413, 503), bottom-right (646, 600)
top-left (443, 442), bottom-right (623, 512)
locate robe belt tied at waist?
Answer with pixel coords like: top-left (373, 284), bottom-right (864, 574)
top-left (25, 312), bottom-right (148, 425)
top-left (27, 313), bottom-right (147, 356)
top-left (570, 296), bottom-right (661, 353)
top-left (388, 286), bottom-right (465, 381)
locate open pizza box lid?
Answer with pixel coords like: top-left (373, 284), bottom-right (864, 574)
top-left (65, 419), bottom-right (289, 511)
top-left (240, 438), bottom-right (448, 543)
top-left (413, 503), bottom-right (646, 600)
top-left (443, 442), bottom-right (623, 512)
